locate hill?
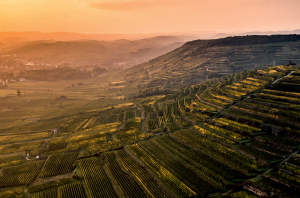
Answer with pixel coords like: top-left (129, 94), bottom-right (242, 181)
top-left (0, 31), bottom-right (202, 43)
top-left (122, 35), bottom-right (300, 88)
top-left (0, 37), bottom-right (186, 67)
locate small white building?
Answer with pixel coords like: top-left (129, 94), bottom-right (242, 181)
top-left (53, 129), bottom-right (58, 134)
top-left (36, 155), bottom-right (39, 159)
top-left (25, 62), bottom-right (35, 66)
top-left (19, 78), bottom-right (27, 82)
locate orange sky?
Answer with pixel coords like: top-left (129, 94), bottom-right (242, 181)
top-left (0, 0), bottom-right (299, 34)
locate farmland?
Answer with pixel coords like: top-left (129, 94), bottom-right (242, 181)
top-left (1, 54), bottom-right (300, 197)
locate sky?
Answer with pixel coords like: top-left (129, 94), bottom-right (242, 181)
top-left (0, 0), bottom-right (300, 34)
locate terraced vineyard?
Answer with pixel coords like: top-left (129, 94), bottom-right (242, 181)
top-left (78, 157), bottom-right (117, 198)
top-left (1, 65), bottom-right (300, 197)
top-left (104, 152), bottom-right (147, 198)
top-left (0, 160), bottom-right (45, 187)
top-left (58, 182), bottom-right (86, 198)
top-left (115, 150), bottom-right (169, 198)
top-left (39, 151), bottom-right (78, 177)
top-left (32, 188), bottom-right (57, 198)
top-left (128, 144), bottom-right (198, 197)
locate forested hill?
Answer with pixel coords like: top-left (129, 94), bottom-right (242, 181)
top-left (122, 35), bottom-right (300, 89)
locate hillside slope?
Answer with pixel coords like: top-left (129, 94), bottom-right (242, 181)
top-left (123, 35), bottom-right (300, 87)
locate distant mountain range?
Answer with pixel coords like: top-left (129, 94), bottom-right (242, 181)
top-left (1, 31), bottom-right (300, 70)
top-left (0, 31), bottom-right (204, 44)
top-left (0, 36), bottom-right (188, 67)
top-left (1, 29), bottom-right (299, 44)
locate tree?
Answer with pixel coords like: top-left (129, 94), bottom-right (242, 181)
top-left (17, 89), bottom-right (21, 96)
top-left (92, 67), bottom-right (107, 74)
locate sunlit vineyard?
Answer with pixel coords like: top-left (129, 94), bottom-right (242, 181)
top-left (104, 152), bottom-right (147, 198)
top-left (39, 151), bottom-right (78, 177)
top-left (115, 150), bottom-right (169, 198)
top-left (0, 188), bottom-right (23, 198)
top-left (0, 154), bottom-right (24, 168)
top-left (0, 160), bottom-right (45, 187)
top-left (0, 65), bottom-right (300, 197)
top-left (78, 157), bottom-right (117, 198)
top-left (58, 182), bottom-right (85, 198)
top-left (128, 144), bottom-right (198, 197)
top-left (32, 188), bottom-right (57, 198)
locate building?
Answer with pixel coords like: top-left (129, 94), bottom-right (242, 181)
top-left (19, 78), bottom-right (27, 82)
top-left (25, 62), bottom-right (35, 66)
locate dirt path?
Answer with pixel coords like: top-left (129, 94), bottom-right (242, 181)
top-left (272, 71), bottom-right (294, 85)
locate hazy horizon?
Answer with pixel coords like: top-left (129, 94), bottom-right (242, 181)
top-left (0, 29), bottom-right (300, 35)
top-left (1, 29), bottom-right (300, 44)
top-left (1, 0), bottom-right (300, 34)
